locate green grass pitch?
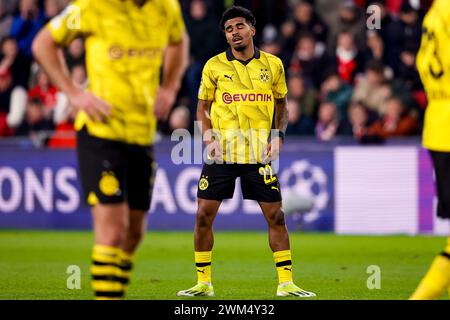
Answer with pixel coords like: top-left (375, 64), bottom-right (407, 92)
top-left (0, 231), bottom-right (448, 300)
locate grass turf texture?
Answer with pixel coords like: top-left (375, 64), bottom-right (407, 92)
top-left (0, 231), bottom-right (447, 300)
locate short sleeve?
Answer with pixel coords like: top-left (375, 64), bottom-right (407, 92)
top-left (198, 60), bottom-right (216, 101)
top-left (47, 0), bottom-right (92, 47)
top-left (166, 0), bottom-right (185, 44)
top-left (272, 59), bottom-right (288, 99)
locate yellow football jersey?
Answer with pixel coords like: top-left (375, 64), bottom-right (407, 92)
top-left (198, 48), bottom-right (288, 164)
top-left (47, 0), bottom-right (185, 146)
top-left (417, 0), bottom-right (450, 151)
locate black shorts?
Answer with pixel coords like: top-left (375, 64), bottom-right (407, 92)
top-left (197, 163), bottom-right (282, 203)
top-left (76, 127), bottom-right (156, 211)
top-left (430, 150), bottom-right (450, 219)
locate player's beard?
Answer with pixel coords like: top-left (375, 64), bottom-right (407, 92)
top-left (133, 0), bottom-right (147, 6)
top-left (234, 43), bottom-right (247, 52)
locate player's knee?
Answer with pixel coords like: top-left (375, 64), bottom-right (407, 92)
top-left (127, 228), bottom-right (144, 245)
top-left (96, 222), bottom-right (129, 247)
top-left (99, 229), bottom-right (126, 247)
top-left (196, 207), bottom-right (214, 229)
top-left (268, 208), bottom-right (286, 227)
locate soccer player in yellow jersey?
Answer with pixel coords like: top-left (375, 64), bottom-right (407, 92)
top-left (32, 0), bottom-right (189, 299)
top-left (410, 0), bottom-right (450, 300)
top-left (177, 6), bottom-right (315, 298)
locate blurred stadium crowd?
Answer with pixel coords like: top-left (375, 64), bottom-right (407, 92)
top-left (0, 0), bottom-right (433, 147)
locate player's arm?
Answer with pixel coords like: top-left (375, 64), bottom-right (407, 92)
top-left (197, 99), bottom-right (213, 141)
top-left (162, 31), bottom-right (190, 93)
top-left (32, 30), bottom-right (111, 122)
top-left (274, 97), bottom-right (289, 137)
top-left (265, 56), bottom-right (289, 162)
top-left (197, 99), bottom-right (221, 160)
top-left (154, 31), bottom-right (190, 121)
top-left (264, 97), bottom-right (288, 162)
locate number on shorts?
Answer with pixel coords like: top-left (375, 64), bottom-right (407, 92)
top-left (259, 165), bottom-right (277, 185)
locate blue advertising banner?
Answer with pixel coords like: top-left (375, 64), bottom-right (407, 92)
top-left (0, 140), bottom-right (335, 231)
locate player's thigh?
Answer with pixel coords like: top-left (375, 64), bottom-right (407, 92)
top-left (197, 163), bottom-right (237, 201)
top-left (125, 145), bottom-right (156, 212)
top-left (76, 127), bottom-right (127, 206)
top-left (430, 150), bottom-right (450, 219)
top-left (240, 164), bottom-right (282, 203)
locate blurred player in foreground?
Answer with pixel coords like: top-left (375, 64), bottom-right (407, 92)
top-left (411, 0), bottom-right (450, 300)
top-left (177, 6), bottom-right (315, 298)
top-left (32, 0), bottom-right (188, 299)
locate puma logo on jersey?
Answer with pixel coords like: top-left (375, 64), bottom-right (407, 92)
top-left (271, 186), bottom-right (280, 192)
top-left (224, 74), bottom-right (233, 81)
top-left (197, 269), bottom-right (205, 274)
top-left (284, 267), bottom-right (292, 272)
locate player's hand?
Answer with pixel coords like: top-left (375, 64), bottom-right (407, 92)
top-left (206, 140), bottom-right (223, 163)
top-left (154, 86), bottom-right (177, 121)
top-left (68, 88), bottom-right (112, 122)
top-left (263, 137), bottom-right (283, 163)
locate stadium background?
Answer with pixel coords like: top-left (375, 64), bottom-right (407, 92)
top-left (1, 0), bottom-right (449, 301)
top-left (0, 0), bottom-right (447, 234)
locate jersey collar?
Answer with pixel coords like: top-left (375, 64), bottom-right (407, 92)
top-left (226, 47), bottom-right (261, 66)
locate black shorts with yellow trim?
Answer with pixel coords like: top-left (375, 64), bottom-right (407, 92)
top-left (197, 163), bottom-right (282, 203)
top-left (430, 150), bottom-right (450, 219)
top-left (76, 127), bottom-right (156, 212)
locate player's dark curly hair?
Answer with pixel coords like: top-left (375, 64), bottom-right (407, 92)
top-left (220, 6), bottom-right (256, 31)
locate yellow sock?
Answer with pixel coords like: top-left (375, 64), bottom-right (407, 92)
top-left (195, 251), bottom-right (212, 284)
top-left (274, 250), bottom-right (293, 284)
top-left (410, 238), bottom-right (450, 300)
top-left (91, 245), bottom-right (124, 300)
top-left (118, 249), bottom-right (134, 292)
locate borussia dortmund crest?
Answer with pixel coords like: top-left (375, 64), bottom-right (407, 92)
top-left (260, 69), bottom-right (270, 82)
top-left (99, 171), bottom-right (120, 196)
top-left (199, 177), bottom-right (209, 191)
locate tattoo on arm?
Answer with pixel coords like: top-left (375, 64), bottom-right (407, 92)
top-left (275, 97), bottom-right (288, 133)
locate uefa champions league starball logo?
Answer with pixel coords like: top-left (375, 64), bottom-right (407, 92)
top-left (280, 160), bottom-right (329, 223)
